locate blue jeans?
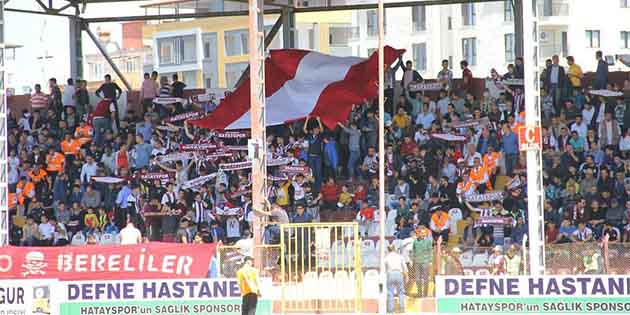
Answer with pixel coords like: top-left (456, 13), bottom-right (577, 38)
top-left (347, 149), bottom-right (360, 178)
top-left (387, 271), bottom-right (405, 313)
top-left (309, 154), bottom-right (322, 191)
top-left (92, 117), bottom-right (110, 146)
top-left (505, 153), bottom-right (518, 177)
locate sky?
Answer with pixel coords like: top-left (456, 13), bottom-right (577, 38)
top-left (6, 1), bottom-right (150, 94)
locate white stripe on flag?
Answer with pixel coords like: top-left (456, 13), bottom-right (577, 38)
top-left (226, 52), bottom-right (364, 129)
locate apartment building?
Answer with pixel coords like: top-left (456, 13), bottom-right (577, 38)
top-left (349, 0), bottom-right (630, 79)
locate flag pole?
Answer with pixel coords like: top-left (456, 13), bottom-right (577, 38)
top-left (377, 0), bottom-right (386, 313)
top-left (248, 0), bottom-right (267, 269)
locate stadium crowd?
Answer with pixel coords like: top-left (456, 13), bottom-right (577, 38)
top-left (6, 50), bottom-right (630, 281)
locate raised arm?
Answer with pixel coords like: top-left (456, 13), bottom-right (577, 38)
top-left (303, 116), bottom-right (311, 134)
top-left (316, 116), bottom-right (323, 131)
top-left (157, 163), bottom-right (176, 172)
top-left (183, 120), bottom-right (195, 140)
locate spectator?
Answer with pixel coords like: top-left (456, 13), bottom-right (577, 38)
top-left (95, 74), bottom-right (123, 130)
top-left (30, 84), bottom-right (49, 111)
top-left (594, 51), bottom-right (609, 90)
top-left (411, 228), bottom-right (432, 297)
top-left (119, 218), bottom-right (142, 245)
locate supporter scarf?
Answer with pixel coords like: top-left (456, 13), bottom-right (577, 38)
top-left (181, 173), bottom-right (218, 190)
top-left (449, 117), bottom-right (490, 129)
top-left (166, 111), bottom-right (201, 123)
top-left (138, 173), bottom-right (171, 181)
top-left (213, 131), bottom-right (249, 139)
top-left (152, 152), bottom-right (195, 164)
top-left (408, 82), bottom-right (442, 92)
top-left (180, 143), bottom-right (220, 151)
top-left (279, 165), bottom-right (310, 176)
top-left (431, 133), bottom-right (467, 142)
top-left (194, 151), bottom-right (233, 161)
top-left (91, 176), bottom-right (125, 184)
top-left (464, 191), bottom-right (505, 202)
top-left (268, 175), bottom-right (289, 181)
top-left (225, 145), bottom-right (248, 151)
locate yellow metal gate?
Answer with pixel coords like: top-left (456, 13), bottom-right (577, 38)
top-left (280, 222), bottom-right (363, 313)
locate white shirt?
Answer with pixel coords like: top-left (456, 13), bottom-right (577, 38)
top-left (38, 222), bottom-right (54, 239)
top-left (385, 252), bottom-right (407, 273)
top-left (235, 238), bottom-right (254, 257)
top-left (119, 225), bottom-right (142, 245)
top-left (571, 122), bottom-right (588, 140)
top-left (80, 162), bottom-right (98, 184)
top-left (63, 85), bottom-right (76, 107)
top-left (620, 135), bottom-right (630, 151)
top-left (582, 107), bottom-right (594, 124)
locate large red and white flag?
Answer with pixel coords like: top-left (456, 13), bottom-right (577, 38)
top-left (190, 46), bottom-right (404, 130)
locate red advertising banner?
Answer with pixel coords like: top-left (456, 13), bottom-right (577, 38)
top-left (0, 243), bottom-right (216, 281)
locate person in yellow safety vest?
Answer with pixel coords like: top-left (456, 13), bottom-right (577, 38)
top-left (27, 163), bottom-right (50, 194)
top-left (505, 245), bottom-right (522, 276)
top-left (74, 120), bottom-right (94, 145)
top-left (469, 157), bottom-right (492, 192)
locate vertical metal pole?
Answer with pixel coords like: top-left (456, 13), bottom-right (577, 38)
top-left (522, 0), bottom-right (545, 276)
top-left (69, 17), bottom-right (83, 79)
top-left (377, 0), bottom-right (386, 314)
top-left (281, 7), bottom-right (296, 49)
top-left (0, 0), bottom-right (8, 247)
top-left (513, 0), bottom-right (524, 58)
top-left (249, 0), bottom-right (267, 270)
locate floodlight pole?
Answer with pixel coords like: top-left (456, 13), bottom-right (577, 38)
top-left (377, 0), bottom-right (386, 314)
top-left (522, 0), bottom-right (545, 276)
top-left (0, 0), bottom-right (8, 247)
top-left (249, 0), bottom-right (267, 268)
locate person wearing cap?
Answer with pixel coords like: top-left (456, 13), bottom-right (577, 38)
top-left (237, 256), bottom-right (261, 315)
top-left (490, 245), bottom-right (506, 275)
top-left (385, 244), bottom-right (407, 314)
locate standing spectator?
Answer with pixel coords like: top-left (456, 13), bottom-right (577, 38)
top-left (411, 229), bottom-right (432, 297)
top-left (49, 78), bottom-right (63, 119)
top-left (338, 121), bottom-right (361, 179)
top-left (30, 84), bottom-right (49, 112)
top-left (119, 218), bottom-right (142, 245)
top-left (566, 56), bottom-right (583, 97)
top-left (171, 74), bottom-right (186, 98)
top-left (139, 72), bottom-right (158, 114)
top-left (75, 80), bottom-right (90, 118)
top-left (501, 124), bottom-right (519, 176)
top-left (385, 244), bottom-right (407, 314)
top-left (544, 55), bottom-right (566, 113)
top-left (95, 74), bottom-right (123, 130)
top-left (437, 59), bottom-right (453, 90)
top-left (594, 50), bottom-right (609, 90)
top-left (599, 112), bottom-right (621, 147)
top-left (304, 116), bottom-right (324, 191)
top-left (62, 78), bottom-right (76, 110)
top-left (460, 60), bottom-right (473, 96)
top-left (399, 57), bottom-right (422, 91)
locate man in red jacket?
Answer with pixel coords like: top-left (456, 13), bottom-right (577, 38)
top-left (320, 177), bottom-right (339, 210)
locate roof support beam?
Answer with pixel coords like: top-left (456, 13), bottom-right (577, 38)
top-left (83, 22), bottom-right (133, 91)
top-left (83, 9), bottom-right (282, 23)
top-left (5, 7), bottom-right (77, 17)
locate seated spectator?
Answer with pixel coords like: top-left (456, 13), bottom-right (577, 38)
top-left (572, 221), bottom-right (593, 242)
top-left (337, 185), bottom-right (354, 209)
top-left (356, 201), bottom-right (375, 237)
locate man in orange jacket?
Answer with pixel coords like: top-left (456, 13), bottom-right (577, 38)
top-left (16, 176), bottom-right (36, 215)
top-left (469, 157), bottom-right (492, 193)
top-left (46, 147), bottom-right (65, 183)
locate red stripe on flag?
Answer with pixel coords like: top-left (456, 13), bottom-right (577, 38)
top-left (190, 49), bottom-right (310, 129)
top-left (310, 46), bottom-right (405, 129)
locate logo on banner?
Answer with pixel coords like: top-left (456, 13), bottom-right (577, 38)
top-left (518, 125), bottom-right (541, 151)
top-left (22, 251), bottom-right (47, 276)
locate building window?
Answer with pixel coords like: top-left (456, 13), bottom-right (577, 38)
top-left (224, 29), bottom-right (248, 56)
top-left (412, 43), bottom-right (427, 71)
top-left (622, 31), bottom-right (630, 48)
top-left (622, 0), bottom-right (630, 8)
top-left (182, 71), bottom-right (197, 88)
top-left (505, 33), bottom-right (515, 62)
top-left (225, 62), bottom-right (248, 88)
top-left (329, 26), bottom-right (350, 46)
top-left (158, 35), bottom-right (197, 66)
top-left (462, 37), bottom-right (477, 66)
top-left (412, 6), bottom-right (426, 31)
top-left (181, 35), bottom-right (197, 63)
top-left (158, 38), bottom-right (176, 65)
top-left (585, 30), bottom-right (600, 48)
top-left (447, 17), bottom-right (453, 30)
top-left (504, 0), bottom-right (514, 21)
top-left (367, 10), bottom-right (377, 37)
top-left (461, 3), bottom-right (476, 26)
